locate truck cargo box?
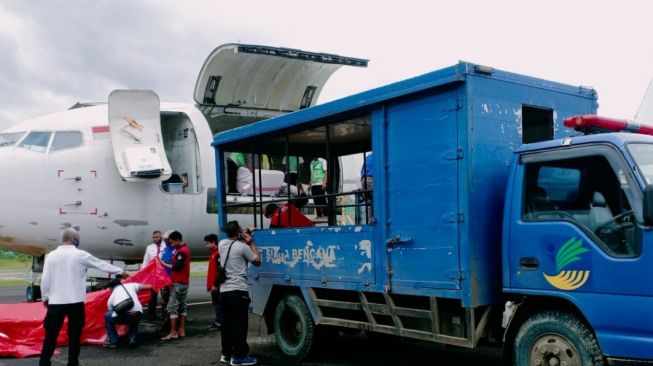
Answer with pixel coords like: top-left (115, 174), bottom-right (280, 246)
top-left (212, 62), bottom-right (597, 311)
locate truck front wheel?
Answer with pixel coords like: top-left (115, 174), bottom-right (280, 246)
top-left (514, 311), bottom-right (604, 366)
top-left (273, 294), bottom-right (316, 360)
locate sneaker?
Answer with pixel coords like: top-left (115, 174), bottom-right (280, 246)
top-left (219, 355), bottom-right (231, 364)
top-left (230, 356), bottom-right (257, 366)
top-left (208, 322), bottom-right (222, 331)
top-left (128, 338), bottom-right (138, 346)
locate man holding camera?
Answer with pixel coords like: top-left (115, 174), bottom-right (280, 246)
top-left (218, 221), bottom-right (261, 366)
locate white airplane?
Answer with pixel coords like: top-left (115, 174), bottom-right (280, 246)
top-left (0, 43), bottom-right (367, 297)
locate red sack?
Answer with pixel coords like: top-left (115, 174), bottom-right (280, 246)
top-left (0, 259), bottom-right (171, 358)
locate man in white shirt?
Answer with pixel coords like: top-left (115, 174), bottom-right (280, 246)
top-left (104, 278), bottom-right (153, 347)
top-left (40, 228), bottom-right (127, 366)
top-left (141, 230), bottom-right (163, 321)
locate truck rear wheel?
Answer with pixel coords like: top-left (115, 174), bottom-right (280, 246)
top-left (273, 294), bottom-right (316, 360)
top-left (513, 311), bottom-right (604, 366)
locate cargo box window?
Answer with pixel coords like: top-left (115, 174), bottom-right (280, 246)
top-left (522, 105), bottom-right (553, 144)
top-left (219, 114), bottom-right (372, 229)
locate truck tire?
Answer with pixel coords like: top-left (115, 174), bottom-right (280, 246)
top-left (273, 294), bottom-right (316, 360)
top-left (513, 311), bottom-right (604, 366)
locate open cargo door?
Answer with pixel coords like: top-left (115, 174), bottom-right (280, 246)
top-left (108, 90), bottom-right (172, 182)
top-left (194, 44), bottom-right (368, 132)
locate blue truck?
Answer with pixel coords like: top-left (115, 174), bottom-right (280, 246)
top-left (212, 62), bottom-right (653, 365)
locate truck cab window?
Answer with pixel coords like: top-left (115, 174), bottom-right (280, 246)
top-left (523, 154), bottom-right (639, 257)
top-left (18, 131), bottom-right (51, 153)
top-left (626, 143), bottom-right (653, 184)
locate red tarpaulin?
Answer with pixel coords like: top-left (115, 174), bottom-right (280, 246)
top-left (0, 259), bottom-right (171, 358)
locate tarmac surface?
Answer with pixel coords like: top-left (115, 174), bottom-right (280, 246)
top-left (0, 273), bottom-right (503, 366)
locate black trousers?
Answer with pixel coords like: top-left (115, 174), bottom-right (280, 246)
top-left (146, 289), bottom-right (158, 319)
top-left (39, 302), bottom-right (85, 366)
top-left (311, 185), bottom-right (328, 217)
top-left (227, 159), bottom-right (238, 193)
top-left (220, 290), bottom-right (250, 358)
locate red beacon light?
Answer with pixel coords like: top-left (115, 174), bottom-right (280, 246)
top-left (563, 115), bottom-right (653, 136)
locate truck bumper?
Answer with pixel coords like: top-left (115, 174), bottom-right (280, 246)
top-left (607, 357), bottom-right (653, 365)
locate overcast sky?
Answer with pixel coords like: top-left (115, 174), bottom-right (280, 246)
top-left (1, 1), bottom-right (652, 130)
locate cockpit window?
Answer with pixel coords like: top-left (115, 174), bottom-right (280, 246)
top-left (0, 132), bottom-right (25, 147)
top-left (18, 131), bottom-right (51, 153)
top-left (51, 131), bottom-right (83, 152)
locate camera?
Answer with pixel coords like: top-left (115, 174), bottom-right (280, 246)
top-left (238, 228), bottom-right (254, 242)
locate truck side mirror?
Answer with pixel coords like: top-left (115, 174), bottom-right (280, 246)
top-left (644, 185), bottom-right (653, 226)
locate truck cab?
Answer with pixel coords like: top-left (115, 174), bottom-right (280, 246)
top-left (504, 116), bottom-right (653, 363)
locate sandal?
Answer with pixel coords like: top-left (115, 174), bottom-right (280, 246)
top-left (160, 333), bottom-right (178, 340)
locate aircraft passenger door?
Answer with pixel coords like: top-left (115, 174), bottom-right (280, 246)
top-left (385, 92), bottom-right (460, 290)
top-left (108, 90), bottom-right (172, 182)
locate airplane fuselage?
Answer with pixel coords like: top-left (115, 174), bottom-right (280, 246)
top-left (0, 102), bottom-right (216, 262)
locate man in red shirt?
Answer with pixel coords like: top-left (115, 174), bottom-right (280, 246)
top-left (204, 233), bottom-right (223, 331)
top-left (265, 202), bottom-right (314, 228)
top-left (159, 231), bottom-right (191, 340)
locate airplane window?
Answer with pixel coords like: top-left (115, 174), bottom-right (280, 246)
top-left (51, 131), bottom-right (83, 152)
top-left (18, 131), bottom-right (51, 153)
top-left (0, 132), bottom-right (25, 147)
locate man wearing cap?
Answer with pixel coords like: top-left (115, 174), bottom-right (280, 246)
top-left (40, 228), bottom-right (128, 366)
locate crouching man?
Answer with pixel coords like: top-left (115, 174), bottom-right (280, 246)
top-left (104, 278), bottom-right (153, 347)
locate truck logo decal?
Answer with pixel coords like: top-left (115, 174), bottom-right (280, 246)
top-left (259, 241), bottom-right (339, 269)
top-left (543, 237), bottom-right (590, 291)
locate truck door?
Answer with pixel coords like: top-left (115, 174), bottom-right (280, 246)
top-left (385, 92), bottom-right (460, 290)
top-left (508, 145), bottom-right (653, 357)
top-left (108, 90), bottom-right (172, 182)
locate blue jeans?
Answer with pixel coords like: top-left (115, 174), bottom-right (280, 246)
top-left (104, 311), bottom-right (142, 343)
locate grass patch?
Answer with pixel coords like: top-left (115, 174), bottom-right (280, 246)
top-left (0, 258), bottom-right (28, 270)
top-left (190, 260), bottom-right (208, 277)
top-left (0, 279), bottom-right (25, 286)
